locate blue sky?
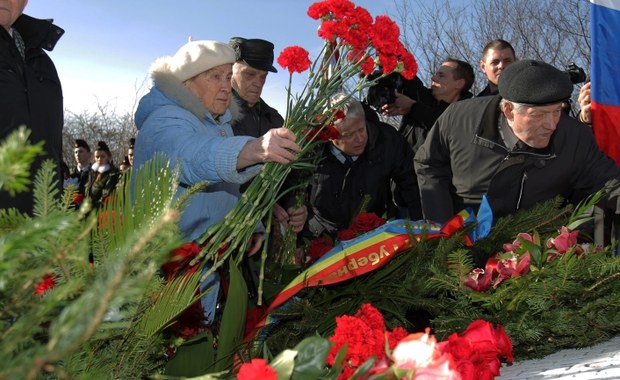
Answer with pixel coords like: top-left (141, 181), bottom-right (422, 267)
top-left (26, 0), bottom-right (397, 116)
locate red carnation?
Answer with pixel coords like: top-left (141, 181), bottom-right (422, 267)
top-left (73, 192), bottom-right (85, 205)
top-left (161, 242), bottom-right (201, 278)
top-left (307, 0), bottom-right (355, 20)
top-left (237, 358), bottom-right (277, 380)
top-left (360, 56), bottom-right (375, 75)
top-left (34, 274), bottom-right (56, 296)
top-left (277, 46), bottom-right (311, 74)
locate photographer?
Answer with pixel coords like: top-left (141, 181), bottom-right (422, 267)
top-left (380, 58), bottom-right (475, 154)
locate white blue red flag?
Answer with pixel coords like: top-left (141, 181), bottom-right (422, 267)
top-left (590, 0), bottom-right (620, 164)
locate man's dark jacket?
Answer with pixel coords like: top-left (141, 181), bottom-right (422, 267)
top-left (476, 82), bottom-right (499, 97)
top-left (398, 76), bottom-right (472, 154)
top-left (414, 95), bottom-right (620, 223)
top-left (231, 92), bottom-right (284, 138)
top-left (306, 119), bottom-right (421, 238)
top-left (231, 92), bottom-right (288, 194)
top-left (0, 15), bottom-right (64, 213)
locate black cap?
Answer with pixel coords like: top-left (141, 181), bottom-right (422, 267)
top-left (229, 37), bottom-right (277, 73)
top-left (498, 59), bottom-right (573, 105)
top-left (74, 139), bottom-right (90, 151)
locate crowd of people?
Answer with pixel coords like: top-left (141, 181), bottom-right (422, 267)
top-left (3, 0), bottom-right (620, 331)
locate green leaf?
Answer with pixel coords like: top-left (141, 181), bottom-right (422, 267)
top-left (520, 237), bottom-right (544, 268)
top-left (164, 331), bottom-right (216, 377)
top-left (349, 356), bottom-right (376, 380)
top-left (213, 259), bottom-right (248, 372)
top-left (291, 336), bottom-right (332, 380)
top-left (270, 348), bottom-right (298, 380)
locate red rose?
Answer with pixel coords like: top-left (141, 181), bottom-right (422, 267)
top-left (277, 46), bottom-right (311, 74)
top-left (351, 212), bottom-right (386, 233)
top-left (237, 358), bottom-right (277, 380)
top-left (306, 235), bottom-right (334, 264)
top-left (337, 228), bottom-right (357, 241)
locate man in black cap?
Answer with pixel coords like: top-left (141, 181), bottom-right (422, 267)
top-left (414, 59), bottom-right (620, 224)
top-left (228, 37), bottom-right (307, 236)
top-left (229, 37), bottom-right (284, 138)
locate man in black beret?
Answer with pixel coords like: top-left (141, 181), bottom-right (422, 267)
top-left (228, 37), bottom-right (307, 270)
top-left (414, 59), bottom-right (620, 224)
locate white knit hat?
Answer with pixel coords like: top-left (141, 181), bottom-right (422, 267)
top-left (167, 40), bottom-right (236, 81)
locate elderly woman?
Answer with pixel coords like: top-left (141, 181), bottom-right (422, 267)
top-left (132, 39), bottom-right (300, 323)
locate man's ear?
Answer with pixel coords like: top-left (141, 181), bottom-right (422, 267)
top-left (479, 60), bottom-right (486, 72)
top-left (455, 78), bottom-right (466, 92)
top-left (502, 103), bottom-right (515, 122)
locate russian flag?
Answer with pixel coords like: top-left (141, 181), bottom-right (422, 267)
top-left (591, 0), bottom-right (620, 165)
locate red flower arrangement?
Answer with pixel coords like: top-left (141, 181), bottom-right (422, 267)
top-left (438, 320), bottom-right (513, 380)
top-left (464, 226), bottom-right (600, 293)
top-left (305, 0), bottom-right (417, 78)
top-left (326, 304), bottom-right (512, 379)
top-left (327, 303), bottom-right (408, 379)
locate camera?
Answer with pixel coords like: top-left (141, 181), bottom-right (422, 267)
top-left (564, 62), bottom-right (587, 84)
top-left (365, 70), bottom-right (405, 109)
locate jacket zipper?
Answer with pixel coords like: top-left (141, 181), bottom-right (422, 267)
top-left (516, 170), bottom-right (528, 210)
top-left (340, 166), bottom-right (352, 198)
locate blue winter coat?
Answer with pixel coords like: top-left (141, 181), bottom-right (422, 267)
top-left (133, 64), bottom-right (261, 241)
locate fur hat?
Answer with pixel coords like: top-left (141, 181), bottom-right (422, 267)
top-left (161, 40), bottom-right (236, 82)
top-left (498, 59), bottom-right (573, 105)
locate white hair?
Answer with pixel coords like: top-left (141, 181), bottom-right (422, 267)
top-left (330, 92), bottom-right (365, 120)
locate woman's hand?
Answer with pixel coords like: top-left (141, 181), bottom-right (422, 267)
top-left (237, 128), bottom-right (301, 169)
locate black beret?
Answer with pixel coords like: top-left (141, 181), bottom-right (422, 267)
top-left (229, 37), bottom-right (277, 73)
top-left (498, 59), bottom-right (573, 105)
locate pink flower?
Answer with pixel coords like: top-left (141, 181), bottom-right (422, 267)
top-left (493, 252), bottom-right (531, 287)
top-left (546, 226), bottom-right (579, 253)
top-left (392, 329), bottom-right (440, 369)
top-left (502, 232), bottom-right (534, 252)
top-left (237, 359), bottom-right (277, 380)
top-left (464, 267), bottom-right (492, 292)
top-left (392, 329), bottom-right (460, 379)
